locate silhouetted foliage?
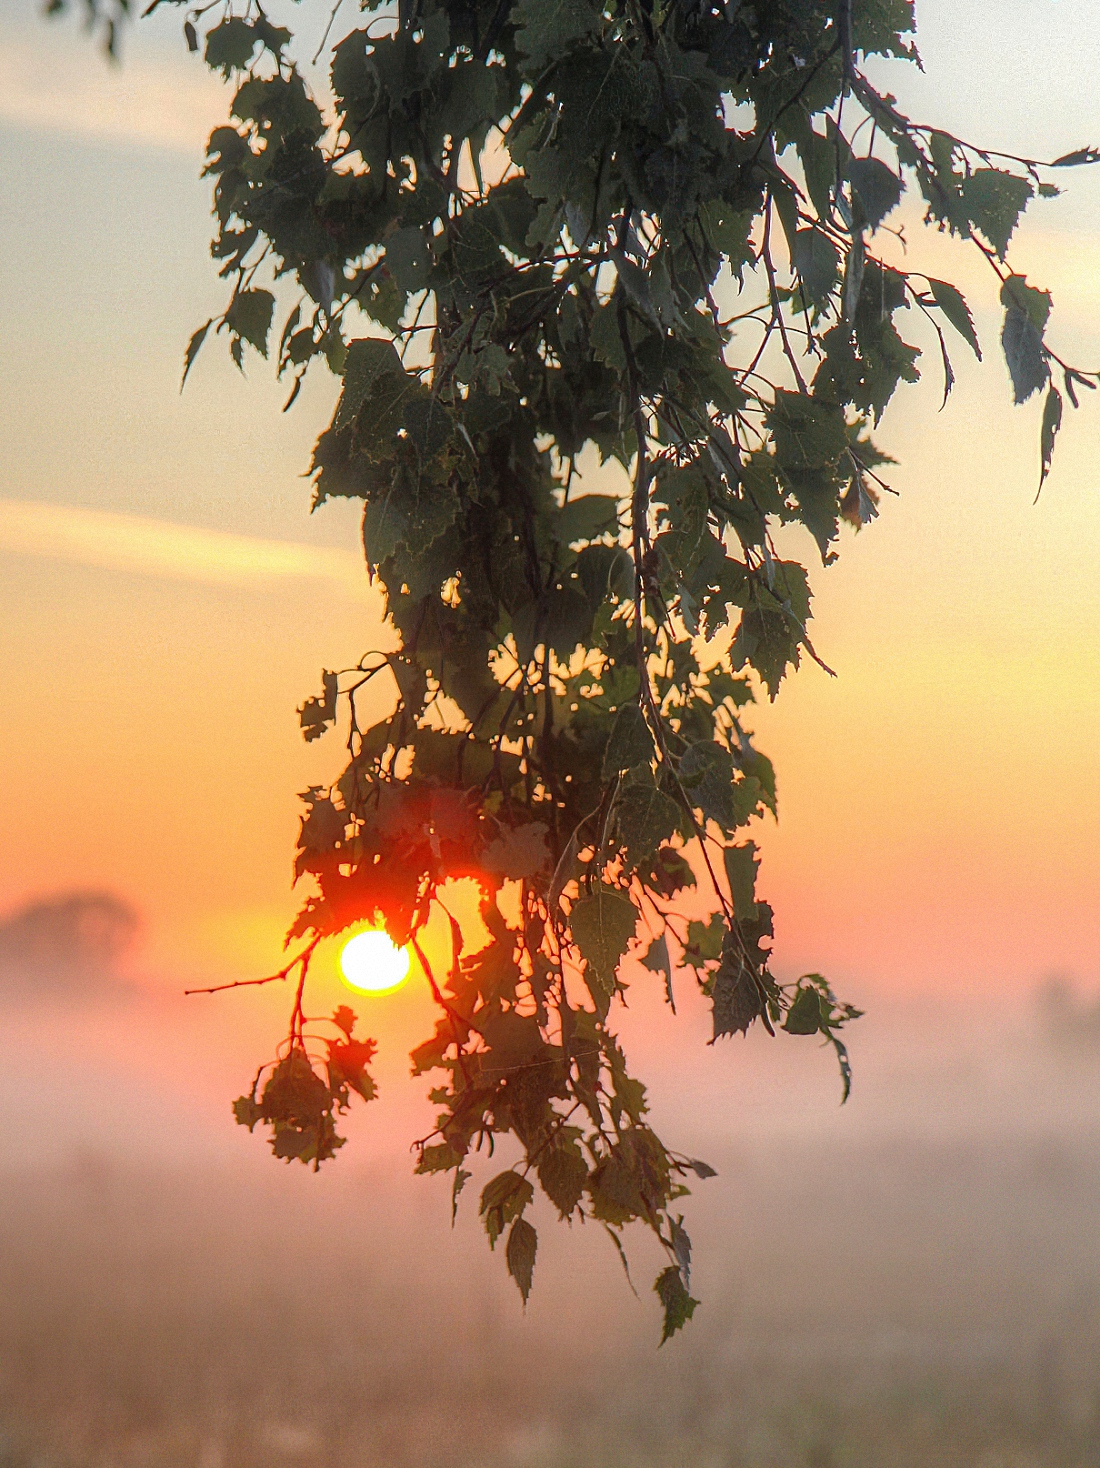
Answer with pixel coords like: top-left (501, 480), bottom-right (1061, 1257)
top-left (51, 0), bottom-right (1098, 1338)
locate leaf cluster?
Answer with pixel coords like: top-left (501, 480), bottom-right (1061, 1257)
top-left (84, 0), bottom-right (1099, 1339)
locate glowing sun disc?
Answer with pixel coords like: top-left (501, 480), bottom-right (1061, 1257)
top-left (339, 930), bottom-right (411, 995)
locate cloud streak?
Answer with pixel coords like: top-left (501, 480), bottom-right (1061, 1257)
top-left (0, 498), bottom-right (368, 595)
top-left (0, 37), bottom-right (229, 155)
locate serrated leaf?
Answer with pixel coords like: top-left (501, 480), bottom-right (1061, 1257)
top-left (654, 1265), bottom-right (698, 1344)
top-left (669, 1216), bottom-right (692, 1283)
top-left (334, 338), bottom-right (406, 430)
top-left (331, 1004), bottom-right (356, 1038)
top-left (723, 843), bottom-right (759, 920)
top-left (679, 741), bottom-right (741, 832)
top-left (1051, 147), bottom-right (1100, 168)
top-left (1001, 304), bottom-right (1048, 404)
top-left (481, 822), bottom-right (551, 879)
top-left (615, 786), bottom-right (681, 866)
top-left (928, 279), bottom-right (981, 359)
top-left (479, 1170), bottom-right (534, 1248)
top-left (960, 169), bottom-right (1033, 259)
top-left (783, 984), bottom-right (823, 1035)
top-left (506, 1217), bottom-right (538, 1304)
top-left (205, 17), bottom-right (258, 74)
top-left (767, 390), bottom-right (849, 470)
top-left (225, 289), bottom-right (275, 357)
top-left (641, 931), bottom-right (674, 1008)
top-left (848, 156), bottom-right (903, 230)
top-left (557, 493), bottom-right (620, 546)
top-left (792, 228), bottom-right (839, 306)
top-left (685, 913), bottom-right (725, 967)
top-left (602, 703), bottom-right (654, 778)
top-left (416, 1141), bottom-right (466, 1174)
top-left (232, 1095), bottom-right (263, 1129)
top-left (513, 0), bottom-right (601, 71)
top-left (385, 226), bottom-right (432, 294)
top-left (570, 886), bottom-right (637, 1016)
top-left (537, 1139), bottom-right (588, 1218)
top-left (1000, 274), bottom-right (1052, 333)
top-left (711, 940), bottom-right (763, 1039)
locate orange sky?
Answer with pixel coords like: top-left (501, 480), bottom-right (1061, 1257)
top-left (1, 0), bottom-right (1098, 1053)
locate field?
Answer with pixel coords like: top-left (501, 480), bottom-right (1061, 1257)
top-left (1, 991), bottom-right (1099, 1468)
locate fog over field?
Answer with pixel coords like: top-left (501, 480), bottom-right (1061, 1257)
top-left (1, 902), bottom-right (1099, 1468)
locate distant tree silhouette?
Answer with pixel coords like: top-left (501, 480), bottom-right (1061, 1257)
top-left (0, 892), bottom-right (138, 996)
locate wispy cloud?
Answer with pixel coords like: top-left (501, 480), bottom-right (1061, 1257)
top-left (0, 498), bottom-right (368, 595)
top-left (0, 36), bottom-right (227, 154)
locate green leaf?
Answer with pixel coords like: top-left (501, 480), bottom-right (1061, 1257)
top-left (723, 843), bottom-right (759, 920)
top-left (615, 786), bottom-right (681, 866)
top-left (711, 941), bottom-right (764, 1039)
top-left (783, 985), bottom-right (823, 1035)
top-left (960, 169), bottom-right (1033, 259)
top-left (927, 279), bottom-right (981, 359)
top-left (601, 703), bottom-right (655, 778)
top-left (537, 1137), bottom-right (588, 1218)
top-left (385, 226), bottom-right (432, 294)
top-left (1039, 383), bottom-right (1063, 490)
top-left (479, 1170), bottom-right (534, 1248)
top-left (557, 493), bottom-right (620, 546)
top-left (641, 931), bottom-right (674, 1009)
top-left (334, 338), bottom-right (406, 430)
top-left (767, 390), bottom-right (848, 470)
top-left (481, 823), bottom-right (552, 879)
top-left (180, 318), bottom-right (212, 390)
top-left (792, 228), bottom-right (839, 307)
top-left (298, 669), bottom-right (338, 742)
top-left (571, 886), bottom-right (637, 1016)
top-left (1051, 147), bottom-right (1100, 167)
top-left (684, 913), bottom-right (725, 967)
top-left (205, 17), bottom-right (258, 75)
top-left (513, 0), bottom-right (601, 71)
top-left (848, 156), bottom-right (903, 230)
top-left (506, 1217), bottom-right (538, 1304)
top-left (415, 1141), bottom-right (466, 1173)
top-left (225, 289), bottom-right (275, 357)
top-left (679, 742), bottom-right (749, 832)
top-left (1000, 274), bottom-right (1052, 333)
top-left (654, 1265), bottom-right (698, 1345)
top-left (682, 1158), bottom-right (717, 1180)
top-left (1004, 292), bottom-right (1045, 408)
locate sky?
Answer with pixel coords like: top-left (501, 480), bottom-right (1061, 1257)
top-left (1, 0), bottom-right (1099, 1143)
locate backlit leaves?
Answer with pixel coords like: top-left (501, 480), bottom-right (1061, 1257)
top-left (654, 1265), bottom-right (699, 1345)
top-left (225, 289), bottom-right (275, 358)
top-left (571, 887), bottom-right (638, 1017)
top-left (480, 1171), bottom-right (535, 1250)
top-left (927, 280), bottom-right (981, 360)
top-left (960, 169), bottom-right (1033, 260)
top-left (506, 1217), bottom-right (538, 1304)
top-left (848, 156), bottom-right (903, 230)
top-left (1040, 385), bottom-right (1063, 491)
top-left (1001, 276), bottom-right (1051, 404)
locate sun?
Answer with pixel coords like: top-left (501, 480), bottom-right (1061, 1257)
top-left (339, 929), bottom-right (412, 996)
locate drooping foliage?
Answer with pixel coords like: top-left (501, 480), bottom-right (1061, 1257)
top-left (56, 0), bottom-right (1098, 1339)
